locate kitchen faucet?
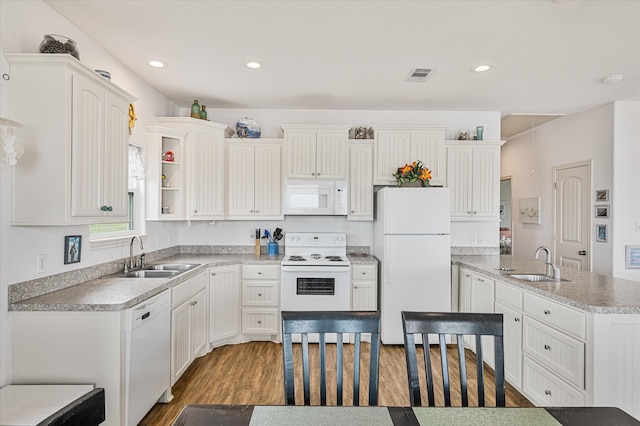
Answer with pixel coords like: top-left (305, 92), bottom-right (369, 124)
top-left (125, 235), bottom-right (145, 273)
top-left (534, 246), bottom-right (561, 281)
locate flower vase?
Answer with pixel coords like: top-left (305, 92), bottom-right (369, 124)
top-left (402, 181), bottom-right (425, 187)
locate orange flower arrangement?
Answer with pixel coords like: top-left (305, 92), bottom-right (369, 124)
top-left (392, 160), bottom-right (431, 187)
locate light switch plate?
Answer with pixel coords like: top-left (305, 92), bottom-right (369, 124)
top-left (37, 254), bottom-right (47, 273)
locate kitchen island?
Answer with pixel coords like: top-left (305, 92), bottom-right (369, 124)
top-left (453, 255), bottom-right (640, 420)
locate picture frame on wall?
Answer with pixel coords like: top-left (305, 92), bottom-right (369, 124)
top-left (595, 189), bottom-right (609, 202)
top-left (595, 205), bottom-right (610, 218)
top-left (519, 197), bottom-right (541, 224)
top-left (626, 245), bottom-right (640, 269)
top-left (64, 235), bottom-right (81, 264)
top-left (596, 224), bottom-right (607, 242)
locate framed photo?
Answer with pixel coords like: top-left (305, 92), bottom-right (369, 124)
top-left (519, 197), bottom-right (541, 224)
top-left (64, 235), bottom-right (82, 264)
top-left (626, 245), bottom-right (640, 269)
top-left (596, 224), bottom-right (607, 242)
top-left (595, 205), bottom-right (610, 218)
top-left (595, 189), bottom-right (609, 202)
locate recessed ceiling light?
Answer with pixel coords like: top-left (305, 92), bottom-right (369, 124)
top-left (246, 61), bottom-right (263, 69)
top-left (601, 74), bottom-right (623, 84)
top-left (148, 60), bottom-right (166, 68)
top-left (474, 65), bottom-right (491, 72)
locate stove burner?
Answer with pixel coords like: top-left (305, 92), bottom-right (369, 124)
top-left (288, 255), bottom-right (306, 261)
top-left (310, 253), bottom-right (322, 260)
top-left (325, 256), bottom-right (344, 262)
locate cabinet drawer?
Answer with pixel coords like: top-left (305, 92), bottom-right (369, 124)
top-left (523, 293), bottom-right (586, 339)
top-left (172, 271), bottom-right (208, 308)
top-left (495, 281), bottom-right (522, 310)
top-left (352, 264), bottom-right (377, 280)
top-left (242, 264), bottom-right (280, 280)
top-left (242, 281), bottom-right (279, 306)
top-left (523, 317), bottom-right (585, 389)
top-left (523, 356), bottom-right (586, 407)
top-left (242, 308), bottom-right (279, 335)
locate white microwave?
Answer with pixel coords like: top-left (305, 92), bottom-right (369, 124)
top-left (284, 180), bottom-right (348, 216)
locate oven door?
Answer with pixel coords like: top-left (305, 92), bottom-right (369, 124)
top-left (281, 265), bottom-right (351, 311)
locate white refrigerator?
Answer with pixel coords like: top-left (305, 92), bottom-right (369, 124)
top-left (373, 187), bottom-right (452, 344)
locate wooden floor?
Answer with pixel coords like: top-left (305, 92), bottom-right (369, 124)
top-left (140, 341), bottom-right (533, 425)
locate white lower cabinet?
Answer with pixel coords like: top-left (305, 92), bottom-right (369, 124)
top-left (241, 264), bottom-right (281, 338)
top-left (523, 356), bottom-right (586, 406)
top-left (351, 264), bottom-right (377, 310)
top-left (171, 271), bottom-right (208, 386)
top-left (494, 302), bottom-right (523, 390)
top-left (209, 265), bottom-right (241, 347)
top-left (469, 272), bottom-right (495, 366)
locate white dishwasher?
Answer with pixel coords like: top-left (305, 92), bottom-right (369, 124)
top-left (125, 289), bottom-right (172, 426)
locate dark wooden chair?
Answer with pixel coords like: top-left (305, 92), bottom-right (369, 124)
top-left (281, 310), bottom-right (381, 406)
top-left (401, 311), bottom-right (505, 407)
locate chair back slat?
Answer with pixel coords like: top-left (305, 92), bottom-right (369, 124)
top-left (401, 311), bottom-right (505, 408)
top-left (282, 311), bottom-right (381, 406)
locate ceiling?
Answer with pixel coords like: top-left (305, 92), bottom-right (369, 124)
top-left (44, 0), bottom-right (639, 127)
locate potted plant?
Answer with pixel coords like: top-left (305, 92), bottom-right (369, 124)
top-left (392, 160), bottom-right (431, 187)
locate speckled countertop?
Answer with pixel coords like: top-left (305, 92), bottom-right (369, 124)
top-left (10, 252), bottom-right (377, 313)
top-left (453, 255), bottom-right (640, 314)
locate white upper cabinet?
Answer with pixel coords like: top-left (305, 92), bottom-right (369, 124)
top-left (446, 141), bottom-right (504, 221)
top-left (226, 140), bottom-right (283, 219)
top-left (7, 54), bottom-right (136, 225)
top-left (348, 141), bottom-right (374, 221)
top-left (155, 118), bottom-right (232, 220)
top-left (371, 126), bottom-right (446, 186)
top-left (282, 125), bottom-right (350, 179)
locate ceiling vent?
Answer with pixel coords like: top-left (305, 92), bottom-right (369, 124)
top-left (406, 68), bottom-right (432, 82)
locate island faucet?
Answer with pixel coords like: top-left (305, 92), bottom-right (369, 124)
top-left (534, 246), bottom-right (561, 281)
top-left (128, 235), bottom-right (144, 271)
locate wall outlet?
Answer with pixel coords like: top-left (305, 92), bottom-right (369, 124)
top-left (477, 235), bottom-right (484, 245)
top-left (37, 254), bottom-right (47, 273)
top-left (470, 236), bottom-right (477, 245)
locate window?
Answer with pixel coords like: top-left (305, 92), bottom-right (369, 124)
top-left (89, 145), bottom-right (145, 244)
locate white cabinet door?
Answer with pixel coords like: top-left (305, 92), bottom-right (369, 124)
top-left (470, 273), bottom-right (496, 366)
top-left (348, 142), bottom-right (374, 220)
top-left (284, 131), bottom-right (316, 178)
top-left (351, 264), bottom-right (377, 310)
top-left (410, 131), bottom-right (446, 186)
top-left (495, 301), bottom-right (523, 390)
top-left (283, 126), bottom-right (350, 179)
top-left (316, 131), bottom-right (347, 179)
top-left (191, 287), bottom-right (208, 358)
top-left (254, 144), bottom-right (282, 217)
top-left (227, 142), bottom-right (282, 219)
top-left (447, 142), bottom-right (503, 221)
top-left (459, 267), bottom-right (472, 313)
top-left (209, 265), bottom-right (241, 346)
top-left (227, 144), bottom-right (255, 216)
top-left (103, 92), bottom-right (130, 218)
top-left (171, 300), bottom-right (192, 385)
top-left (374, 131), bottom-right (411, 184)
top-left (188, 127), bottom-right (225, 219)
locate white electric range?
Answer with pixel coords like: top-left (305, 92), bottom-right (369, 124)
top-left (280, 232), bottom-right (351, 311)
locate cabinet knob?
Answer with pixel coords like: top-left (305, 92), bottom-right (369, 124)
top-left (544, 309), bottom-right (551, 315)
top-left (544, 344), bottom-right (551, 350)
top-left (514, 317), bottom-right (520, 322)
top-left (101, 206), bottom-right (107, 211)
top-left (257, 320), bottom-right (262, 324)
top-left (472, 211), bottom-right (477, 214)
top-left (191, 300), bottom-right (198, 306)
top-left (311, 173), bottom-right (316, 176)
top-left (258, 293), bottom-right (262, 297)
top-left (578, 250), bottom-right (587, 256)
top-left (353, 286), bottom-right (358, 289)
top-left (544, 390), bottom-right (552, 396)
top-left (478, 278), bottom-right (485, 282)
top-left (250, 210), bottom-right (254, 213)
top-left (351, 210), bottom-right (355, 213)
top-left (211, 273), bottom-right (216, 276)
top-left (361, 271), bottom-right (366, 275)
top-left (193, 210), bottom-right (198, 214)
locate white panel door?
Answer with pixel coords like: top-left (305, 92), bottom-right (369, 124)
top-left (410, 131), bottom-right (446, 186)
top-left (227, 144), bottom-right (255, 216)
top-left (554, 163), bottom-right (591, 270)
top-left (352, 281), bottom-right (377, 311)
top-left (254, 144), bottom-right (282, 217)
top-left (374, 131), bottom-right (411, 184)
top-left (188, 128), bottom-right (225, 219)
top-left (72, 74), bottom-right (105, 217)
top-left (348, 143), bottom-right (374, 220)
top-left (285, 131), bottom-right (316, 178)
top-left (209, 265), bottom-right (241, 344)
top-left (316, 131), bottom-right (347, 179)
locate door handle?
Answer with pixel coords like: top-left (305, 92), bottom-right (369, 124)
top-left (578, 250), bottom-right (587, 256)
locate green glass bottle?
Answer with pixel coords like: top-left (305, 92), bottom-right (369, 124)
top-left (191, 99), bottom-right (201, 118)
top-left (200, 105), bottom-right (207, 120)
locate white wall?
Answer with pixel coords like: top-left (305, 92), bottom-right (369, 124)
top-left (612, 102), bottom-right (640, 281)
top-left (501, 103), bottom-right (639, 278)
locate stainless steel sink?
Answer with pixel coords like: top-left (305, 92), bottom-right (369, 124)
top-left (507, 273), bottom-right (572, 283)
top-left (123, 270), bottom-right (180, 278)
top-left (144, 263), bottom-right (200, 272)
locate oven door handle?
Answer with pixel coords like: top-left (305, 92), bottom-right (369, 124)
top-left (282, 265), bottom-right (350, 273)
